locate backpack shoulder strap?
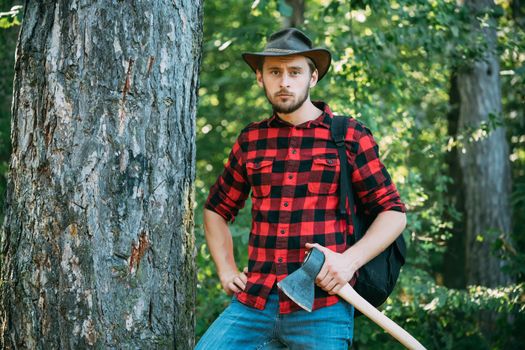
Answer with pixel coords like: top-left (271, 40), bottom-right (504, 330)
top-left (330, 116), bottom-right (351, 216)
top-left (330, 115), bottom-right (365, 242)
top-left (331, 115), bottom-right (348, 147)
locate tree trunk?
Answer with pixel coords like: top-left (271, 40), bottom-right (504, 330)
top-left (0, 1), bottom-right (202, 349)
top-left (511, 0), bottom-right (525, 30)
top-left (282, 0), bottom-right (305, 28)
top-left (443, 72), bottom-right (467, 289)
top-left (457, 0), bottom-right (512, 287)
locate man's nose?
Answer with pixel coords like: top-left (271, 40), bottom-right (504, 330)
top-left (280, 73), bottom-right (291, 87)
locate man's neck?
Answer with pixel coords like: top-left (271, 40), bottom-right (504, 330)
top-left (276, 100), bottom-right (323, 126)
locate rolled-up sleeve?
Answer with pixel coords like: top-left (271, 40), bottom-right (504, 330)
top-left (349, 125), bottom-right (406, 217)
top-left (204, 133), bottom-right (251, 223)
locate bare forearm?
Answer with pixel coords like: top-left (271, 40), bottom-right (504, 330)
top-left (203, 208), bottom-right (239, 282)
top-left (343, 210), bottom-right (407, 272)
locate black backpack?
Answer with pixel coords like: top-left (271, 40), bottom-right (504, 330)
top-left (330, 116), bottom-right (406, 314)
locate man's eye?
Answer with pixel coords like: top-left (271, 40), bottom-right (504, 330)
top-left (291, 71), bottom-right (300, 76)
top-left (270, 71), bottom-right (280, 75)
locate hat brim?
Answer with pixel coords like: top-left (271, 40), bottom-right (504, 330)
top-left (242, 49), bottom-right (332, 81)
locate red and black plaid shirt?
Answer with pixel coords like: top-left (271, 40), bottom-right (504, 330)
top-left (205, 102), bottom-right (406, 314)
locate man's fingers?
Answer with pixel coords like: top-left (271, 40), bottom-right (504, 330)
top-left (319, 272), bottom-right (334, 287)
top-left (233, 276), bottom-right (246, 290)
top-left (305, 242), bottom-right (327, 253)
top-left (228, 282), bottom-right (241, 294)
top-left (238, 268), bottom-right (248, 286)
top-left (330, 283), bottom-right (343, 295)
top-left (224, 269), bottom-right (249, 295)
top-left (324, 279), bottom-right (338, 293)
top-left (315, 261), bottom-right (331, 283)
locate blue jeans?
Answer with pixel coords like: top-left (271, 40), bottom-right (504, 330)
top-left (195, 289), bottom-right (354, 349)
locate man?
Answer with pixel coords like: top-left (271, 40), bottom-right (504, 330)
top-left (196, 28), bottom-right (407, 349)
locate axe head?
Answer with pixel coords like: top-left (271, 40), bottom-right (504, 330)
top-left (276, 247), bottom-right (325, 312)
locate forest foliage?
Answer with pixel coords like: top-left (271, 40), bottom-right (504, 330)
top-left (0, 0), bottom-right (524, 349)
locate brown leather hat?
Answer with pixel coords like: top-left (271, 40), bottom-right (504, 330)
top-left (242, 28), bottom-right (332, 81)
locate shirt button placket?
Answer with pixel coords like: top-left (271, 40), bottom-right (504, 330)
top-left (276, 129), bottom-right (298, 278)
top-left (289, 135), bottom-right (299, 158)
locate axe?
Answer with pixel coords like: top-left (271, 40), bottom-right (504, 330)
top-left (277, 247), bottom-right (426, 350)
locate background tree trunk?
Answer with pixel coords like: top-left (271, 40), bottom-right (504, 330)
top-left (511, 0), bottom-right (525, 30)
top-left (0, 1), bottom-right (202, 349)
top-left (457, 0), bottom-right (512, 287)
top-left (443, 72), bottom-right (467, 289)
top-left (281, 0), bottom-right (304, 28)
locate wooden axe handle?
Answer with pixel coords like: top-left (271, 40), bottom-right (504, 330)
top-left (338, 284), bottom-right (426, 350)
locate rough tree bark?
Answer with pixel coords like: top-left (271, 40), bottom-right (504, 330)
top-left (0, 1), bottom-right (202, 349)
top-left (457, 0), bottom-right (512, 287)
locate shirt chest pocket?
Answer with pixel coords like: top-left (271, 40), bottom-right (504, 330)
top-left (246, 159), bottom-right (274, 198)
top-left (308, 155), bottom-right (340, 194)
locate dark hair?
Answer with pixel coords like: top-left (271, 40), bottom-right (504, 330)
top-left (256, 56), bottom-right (317, 75)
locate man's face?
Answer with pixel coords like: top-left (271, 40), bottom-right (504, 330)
top-left (256, 55), bottom-right (318, 114)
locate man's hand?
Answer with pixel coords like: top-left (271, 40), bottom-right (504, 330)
top-left (305, 243), bottom-right (356, 295)
top-left (220, 267), bottom-right (249, 296)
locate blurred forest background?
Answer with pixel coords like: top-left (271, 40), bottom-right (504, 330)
top-left (1, 0), bottom-right (524, 349)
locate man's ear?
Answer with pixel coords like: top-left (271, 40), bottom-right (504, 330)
top-left (256, 69), bottom-right (264, 87)
top-left (309, 68), bottom-right (319, 88)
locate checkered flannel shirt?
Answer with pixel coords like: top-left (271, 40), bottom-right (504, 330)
top-left (205, 102), bottom-right (407, 314)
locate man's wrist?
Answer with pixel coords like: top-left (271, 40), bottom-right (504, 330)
top-left (342, 246), bottom-right (363, 272)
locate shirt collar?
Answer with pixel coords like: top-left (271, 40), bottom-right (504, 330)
top-left (266, 101), bottom-right (334, 129)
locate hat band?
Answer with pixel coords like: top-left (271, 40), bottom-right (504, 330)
top-left (264, 48), bottom-right (299, 53)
